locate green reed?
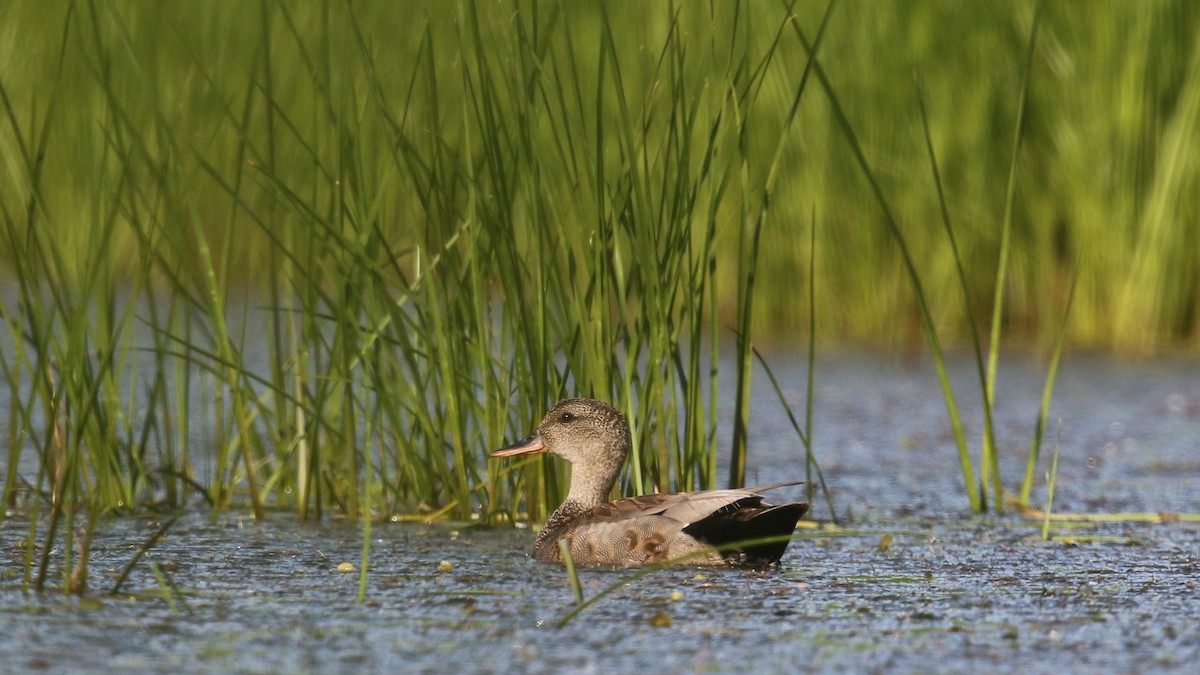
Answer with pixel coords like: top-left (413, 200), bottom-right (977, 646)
top-left (4, 3), bottom-right (1197, 350)
top-left (1041, 424), bottom-right (1062, 541)
top-left (789, 2), bottom-right (1067, 513)
top-left (0, 1), bottom-right (1196, 592)
top-left (4, 0), bottom-right (828, 559)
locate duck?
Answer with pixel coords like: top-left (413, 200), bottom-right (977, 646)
top-left (491, 398), bottom-right (808, 567)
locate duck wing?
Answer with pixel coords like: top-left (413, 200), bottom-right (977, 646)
top-left (587, 481), bottom-right (805, 526)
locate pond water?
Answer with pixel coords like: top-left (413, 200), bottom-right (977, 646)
top-left (2, 351), bottom-right (1198, 673)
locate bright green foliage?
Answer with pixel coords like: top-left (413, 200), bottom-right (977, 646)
top-left (0, 1), bottom-right (1196, 589)
top-left (0, 1), bottom-right (831, 591)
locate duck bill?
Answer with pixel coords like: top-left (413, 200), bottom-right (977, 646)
top-left (490, 432), bottom-right (546, 457)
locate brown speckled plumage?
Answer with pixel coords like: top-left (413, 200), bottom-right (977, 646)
top-left (491, 398), bottom-right (808, 567)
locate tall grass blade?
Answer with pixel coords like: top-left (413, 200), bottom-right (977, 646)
top-left (804, 208), bottom-right (819, 511)
top-left (913, 78), bottom-right (989, 512)
top-left (750, 344), bottom-right (835, 521)
top-left (559, 538), bottom-right (584, 606)
top-left (982, 3), bottom-right (1043, 512)
top-left (358, 420), bottom-right (374, 604)
top-left (111, 512), bottom-right (183, 595)
top-left (787, 13), bottom-right (980, 510)
top-left (1020, 266), bottom-right (1079, 505)
top-left (1041, 422), bottom-right (1062, 541)
top-left (730, 0), bottom-right (830, 488)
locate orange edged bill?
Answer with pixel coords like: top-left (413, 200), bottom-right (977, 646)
top-left (490, 433), bottom-right (547, 457)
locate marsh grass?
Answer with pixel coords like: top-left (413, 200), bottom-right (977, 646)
top-left (1, 1), bottom-right (840, 591)
top-left (558, 538), bottom-right (584, 606)
top-left (794, 3), bottom-right (1073, 513)
top-left (1, 1), bottom-right (1196, 591)
top-left (1040, 426), bottom-right (1061, 541)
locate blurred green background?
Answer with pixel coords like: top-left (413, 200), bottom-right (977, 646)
top-left (3, 1), bottom-right (1198, 351)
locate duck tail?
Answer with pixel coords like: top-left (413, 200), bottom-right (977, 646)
top-left (685, 500), bottom-right (809, 567)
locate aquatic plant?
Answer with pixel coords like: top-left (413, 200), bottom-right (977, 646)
top-left (792, 2), bottom-right (1071, 513)
top-left (0, 0), bottom-right (835, 591)
top-left (1, 0), bottom-right (1197, 591)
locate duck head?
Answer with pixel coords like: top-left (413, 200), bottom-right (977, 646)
top-left (491, 398), bottom-right (631, 507)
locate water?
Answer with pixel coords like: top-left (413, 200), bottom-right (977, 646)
top-left (2, 352), bottom-right (1199, 673)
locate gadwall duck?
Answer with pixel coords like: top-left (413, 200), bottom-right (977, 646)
top-left (491, 398), bottom-right (808, 567)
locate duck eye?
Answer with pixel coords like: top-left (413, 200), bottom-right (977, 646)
top-left (560, 411), bottom-right (575, 422)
